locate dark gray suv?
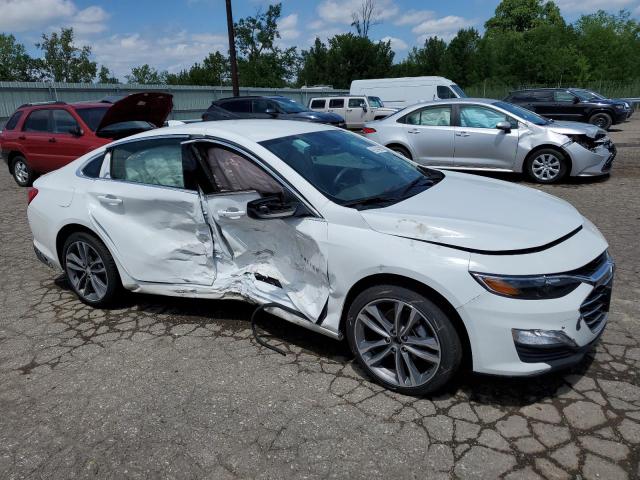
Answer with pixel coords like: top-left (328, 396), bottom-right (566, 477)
top-left (203, 95), bottom-right (346, 128)
top-left (505, 88), bottom-right (631, 130)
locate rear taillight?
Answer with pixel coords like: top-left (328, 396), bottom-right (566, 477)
top-left (27, 187), bottom-right (39, 205)
top-left (362, 127), bottom-right (377, 134)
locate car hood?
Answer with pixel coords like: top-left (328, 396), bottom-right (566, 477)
top-left (359, 171), bottom-right (583, 253)
top-left (291, 111), bottom-right (344, 123)
top-left (546, 120), bottom-right (605, 138)
top-left (97, 92), bottom-right (173, 132)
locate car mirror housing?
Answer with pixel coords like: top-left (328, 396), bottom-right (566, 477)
top-left (264, 108), bottom-right (278, 116)
top-left (247, 195), bottom-right (298, 220)
top-left (572, 96), bottom-right (580, 104)
top-left (496, 121), bottom-right (512, 133)
top-left (69, 126), bottom-right (83, 136)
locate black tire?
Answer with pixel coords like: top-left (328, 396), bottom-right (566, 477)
top-left (10, 155), bottom-right (35, 187)
top-left (346, 284), bottom-right (462, 396)
top-left (62, 232), bottom-right (122, 307)
top-left (388, 145), bottom-right (412, 159)
top-left (588, 112), bottom-right (612, 130)
top-left (525, 148), bottom-right (569, 184)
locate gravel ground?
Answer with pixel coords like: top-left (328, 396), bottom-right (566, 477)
top-left (1, 118), bottom-right (639, 479)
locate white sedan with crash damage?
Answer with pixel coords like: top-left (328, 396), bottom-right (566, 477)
top-left (28, 120), bottom-right (613, 394)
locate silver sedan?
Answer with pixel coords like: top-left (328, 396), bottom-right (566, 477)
top-left (363, 98), bottom-right (617, 183)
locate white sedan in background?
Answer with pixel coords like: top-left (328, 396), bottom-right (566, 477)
top-left (27, 120), bottom-right (613, 394)
top-left (362, 98), bottom-right (617, 183)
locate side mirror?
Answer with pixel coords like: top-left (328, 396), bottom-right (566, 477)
top-left (69, 126), bottom-right (83, 136)
top-left (360, 103), bottom-right (368, 112)
top-left (247, 195), bottom-right (297, 220)
top-left (572, 96), bottom-right (580, 104)
top-left (496, 121), bottom-right (512, 133)
top-left (264, 108), bottom-right (278, 117)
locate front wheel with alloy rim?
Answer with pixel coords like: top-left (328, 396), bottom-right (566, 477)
top-left (526, 149), bottom-right (568, 184)
top-left (11, 155), bottom-right (35, 187)
top-left (63, 232), bottom-right (122, 307)
top-left (346, 285), bottom-right (462, 395)
top-left (588, 112), bottom-right (612, 130)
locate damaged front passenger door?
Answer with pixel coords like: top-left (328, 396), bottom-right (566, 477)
top-left (193, 141), bottom-right (330, 322)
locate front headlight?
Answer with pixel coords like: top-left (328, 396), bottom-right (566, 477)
top-left (615, 104), bottom-right (625, 109)
top-left (470, 272), bottom-right (582, 299)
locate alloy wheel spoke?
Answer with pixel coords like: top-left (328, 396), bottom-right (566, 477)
top-left (393, 302), bottom-right (404, 334)
top-left (405, 344), bottom-right (440, 364)
top-left (66, 253), bottom-right (85, 271)
top-left (401, 350), bottom-right (421, 386)
top-left (358, 314), bottom-right (390, 339)
top-left (364, 304), bottom-right (393, 334)
top-left (359, 338), bottom-right (388, 354)
top-left (394, 348), bottom-right (406, 385)
top-left (404, 335), bottom-right (439, 351)
top-left (90, 275), bottom-right (107, 298)
top-left (400, 308), bottom-right (419, 337)
top-left (365, 345), bottom-right (393, 367)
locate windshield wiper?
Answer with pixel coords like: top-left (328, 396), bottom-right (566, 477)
top-left (343, 195), bottom-right (399, 209)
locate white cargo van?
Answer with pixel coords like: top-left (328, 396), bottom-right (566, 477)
top-left (350, 76), bottom-right (466, 109)
top-left (308, 95), bottom-right (397, 129)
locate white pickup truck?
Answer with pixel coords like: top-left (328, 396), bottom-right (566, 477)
top-left (308, 95), bottom-right (397, 129)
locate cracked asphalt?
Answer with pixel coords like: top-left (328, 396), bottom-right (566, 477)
top-left (1, 118), bottom-right (639, 480)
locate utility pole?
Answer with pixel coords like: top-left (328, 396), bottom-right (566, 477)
top-left (225, 0), bottom-right (239, 97)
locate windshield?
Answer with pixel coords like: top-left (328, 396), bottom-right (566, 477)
top-left (273, 97), bottom-right (309, 114)
top-left (368, 96), bottom-right (383, 108)
top-left (75, 107), bottom-right (109, 131)
top-left (450, 84), bottom-right (467, 98)
top-left (260, 130), bottom-right (443, 209)
top-left (493, 101), bottom-right (550, 126)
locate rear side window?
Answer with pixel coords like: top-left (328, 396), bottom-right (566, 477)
top-left (52, 109), bottom-right (79, 134)
top-left (532, 91), bottom-right (553, 101)
top-left (219, 99), bottom-right (251, 113)
top-left (405, 106), bottom-right (451, 126)
top-left (110, 138), bottom-right (197, 190)
top-left (23, 109), bottom-right (51, 132)
top-left (437, 86), bottom-right (456, 99)
top-left (310, 99), bottom-right (326, 109)
top-left (348, 98), bottom-right (365, 108)
top-left (252, 99), bottom-right (278, 113)
top-left (329, 98), bottom-right (344, 108)
top-left (554, 91), bottom-right (576, 103)
top-left (4, 111), bottom-right (23, 130)
top-left (81, 154), bottom-right (105, 178)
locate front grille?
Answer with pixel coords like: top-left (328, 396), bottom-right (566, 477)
top-left (515, 344), bottom-right (576, 363)
top-left (580, 279), bottom-right (612, 333)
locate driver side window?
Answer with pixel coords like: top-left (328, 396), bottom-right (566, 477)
top-left (202, 146), bottom-right (283, 196)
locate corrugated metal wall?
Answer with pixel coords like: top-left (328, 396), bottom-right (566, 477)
top-left (0, 82), bottom-right (349, 124)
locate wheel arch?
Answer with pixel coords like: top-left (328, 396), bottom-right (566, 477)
top-left (385, 142), bottom-right (413, 159)
top-left (524, 143), bottom-right (573, 174)
top-left (7, 150), bottom-right (26, 172)
top-left (339, 273), bottom-right (473, 370)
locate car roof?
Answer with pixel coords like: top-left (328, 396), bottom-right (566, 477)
top-left (216, 95), bottom-right (291, 102)
top-left (404, 98), bottom-right (501, 107)
top-left (114, 119), bottom-right (335, 144)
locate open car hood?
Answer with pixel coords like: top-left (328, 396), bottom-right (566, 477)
top-left (360, 171), bottom-right (583, 254)
top-left (96, 92), bottom-right (173, 134)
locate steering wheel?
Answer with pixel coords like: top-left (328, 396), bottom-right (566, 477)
top-left (333, 168), bottom-right (353, 190)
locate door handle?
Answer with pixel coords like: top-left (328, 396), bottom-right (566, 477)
top-left (455, 131), bottom-right (471, 137)
top-left (408, 128), bottom-right (420, 134)
top-left (97, 194), bottom-right (123, 206)
top-left (218, 209), bottom-right (246, 219)
top-left (18, 136), bottom-right (26, 140)
top-left (48, 137), bottom-right (57, 143)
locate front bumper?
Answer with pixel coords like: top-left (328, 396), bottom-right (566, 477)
top-left (566, 140), bottom-right (616, 176)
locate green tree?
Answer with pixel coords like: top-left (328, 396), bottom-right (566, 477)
top-left (98, 65), bottom-right (119, 84)
top-left (485, 0), bottom-right (563, 33)
top-left (394, 36), bottom-right (447, 77)
top-left (126, 64), bottom-right (167, 84)
top-left (0, 34), bottom-right (38, 81)
top-left (443, 28), bottom-right (481, 87)
top-left (298, 38), bottom-right (329, 86)
top-left (234, 3), bottom-right (299, 87)
top-left (166, 52), bottom-right (229, 86)
top-left (36, 28), bottom-right (97, 82)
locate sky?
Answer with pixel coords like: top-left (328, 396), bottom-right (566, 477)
top-left (1, 0), bottom-right (639, 79)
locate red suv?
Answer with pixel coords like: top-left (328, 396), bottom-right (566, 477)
top-left (1, 92), bottom-right (173, 186)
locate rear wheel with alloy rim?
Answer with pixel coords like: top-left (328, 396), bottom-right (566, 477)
top-left (346, 285), bottom-right (462, 395)
top-left (63, 232), bottom-right (121, 307)
top-left (526, 149), bottom-right (568, 184)
top-left (11, 155), bottom-right (34, 187)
